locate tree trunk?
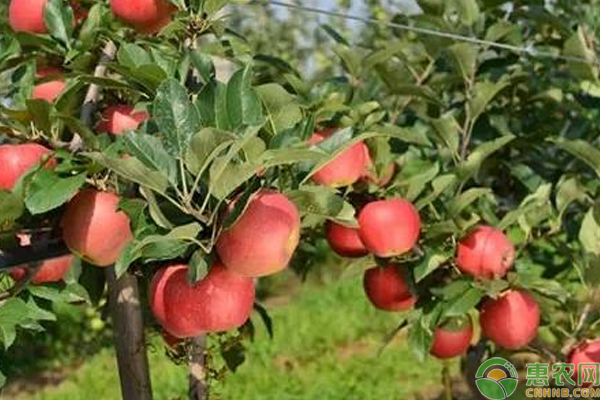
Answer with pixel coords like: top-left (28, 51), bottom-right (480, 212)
top-left (189, 335), bottom-right (208, 400)
top-left (106, 267), bottom-right (153, 400)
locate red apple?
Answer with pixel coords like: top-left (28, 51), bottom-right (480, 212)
top-left (9, 233), bottom-right (73, 285)
top-left (150, 262), bottom-right (255, 338)
top-left (325, 221), bottom-right (368, 258)
top-left (149, 264), bottom-right (186, 326)
top-left (456, 226), bottom-right (515, 279)
top-left (569, 340), bottom-right (600, 386)
top-left (9, 0), bottom-right (48, 33)
top-left (110, 0), bottom-right (176, 34)
top-left (480, 290), bottom-right (540, 350)
top-left (0, 143), bottom-right (54, 190)
top-left (363, 263), bottom-right (417, 311)
top-left (430, 318), bottom-right (473, 359)
top-left (216, 190), bottom-right (300, 278)
top-left (309, 128), bottom-right (369, 187)
top-left (358, 198), bottom-right (420, 257)
top-left (10, 257), bottom-right (72, 285)
top-left (61, 189), bottom-right (133, 267)
top-left (96, 105), bottom-right (149, 135)
top-left (32, 67), bottom-right (66, 103)
top-left (9, 0), bottom-right (87, 33)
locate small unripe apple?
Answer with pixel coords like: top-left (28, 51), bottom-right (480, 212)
top-left (9, 0), bottom-right (48, 33)
top-left (61, 189), bottom-right (133, 267)
top-left (456, 226), bottom-right (515, 279)
top-left (9, 233), bottom-right (73, 284)
top-left (216, 190), bottom-right (300, 278)
top-left (430, 318), bottom-right (473, 359)
top-left (358, 198), bottom-right (420, 257)
top-left (569, 340), bottom-right (600, 386)
top-left (32, 67), bottom-right (66, 103)
top-left (150, 262), bottom-right (255, 338)
top-left (110, 0), bottom-right (176, 34)
top-left (480, 290), bottom-right (540, 350)
top-left (309, 128), bottom-right (369, 187)
top-left (0, 143), bottom-right (54, 190)
top-left (325, 221), bottom-right (368, 258)
top-left (96, 105), bottom-right (149, 135)
top-left (363, 263), bottom-right (417, 312)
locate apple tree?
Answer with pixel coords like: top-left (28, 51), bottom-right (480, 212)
top-left (1, 0), bottom-right (600, 399)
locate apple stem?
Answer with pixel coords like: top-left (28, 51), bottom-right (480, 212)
top-left (188, 334), bottom-right (208, 400)
top-left (106, 267), bottom-right (153, 400)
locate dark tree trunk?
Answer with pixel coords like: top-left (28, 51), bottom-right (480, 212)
top-left (189, 335), bottom-right (208, 400)
top-left (106, 267), bottom-right (153, 400)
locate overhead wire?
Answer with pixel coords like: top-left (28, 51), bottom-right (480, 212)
top-left (252, 0), bottom-right (598, 66)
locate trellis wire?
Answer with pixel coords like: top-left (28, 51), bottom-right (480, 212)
top-left (253, 0), bottom-right (598, 66)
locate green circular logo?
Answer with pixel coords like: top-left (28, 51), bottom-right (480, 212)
top-left (475, 357), bottom-right (519, 400)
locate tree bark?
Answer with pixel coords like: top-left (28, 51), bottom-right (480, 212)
top-left (106, 267), bottom-right (153, 400)
top-left (189, 335), bottom-right (208, 400)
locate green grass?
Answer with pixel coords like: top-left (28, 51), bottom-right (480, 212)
top-left (13, 273), bottom-right (451, 400)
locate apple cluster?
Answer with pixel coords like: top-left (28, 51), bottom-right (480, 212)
top-left (312, 129), bottom-right (541, 359)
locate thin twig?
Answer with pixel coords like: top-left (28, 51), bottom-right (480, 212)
top-left (74, 40), bottom-right (117, 151)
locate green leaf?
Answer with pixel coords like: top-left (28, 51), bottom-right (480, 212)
top-left (115, 242), bottom-right (140, 278)
top-left (556, 176), bottom-right (587, 218)
top-left (255, 83), bottom-right (303, 134)
top-left (122, 132), bottom-right (178, 185)
top-left (226, 65), bottom-right (264, 129)
top-left (414, 253), bottom-right (449, 283)
top-left (442, 287), bottom-right (483, 317)
top-left (25, 170), bottom-right (86, 215)
top-left (416, 174), bottom-right (457, 210)
top-left (153, 78), bottom-right (202, 157)
top-left (189, 49), bottom-right (215, 82)
top-left (0, 369), bottom-right (6, 388)
top-left (458, 134), bottom-right (515, 181)
top-left (254, 303), bottom-right (274, 339)
top-left (208, 125), bottom-right (261, 200)
top-left (26, 99), bottom-right (52, 134)
top-left (184, 128), bottom-right (236, 175)
top-left (449, 0), bottom-right (480, 26)
top-left (286, 186), bottom-right (355, 226)
top-left (86, 152), bottom-right (170, 195)
top-left (139, 187), bottom-right (174, 230)
top-left (448, 188), bottom-right (494, 217)
top-left (261, 149), bottom-right (326, 169)
top-left (166, 223), bottom-right (203, 240)
top-left (408, 315), bottom-right (433, 363)
top-left (431, 114), bottom-right (461, 158)
top-left (44, 0), bottom-right (74, 49)
top-left (467, 79), bottom-right (510, 123)
top-left (449, 43), bottom-right (478, 81)
top-left (188, 250), bottom-right (209, 284)
top-left (117, 44), bottom-right (152, 69)
top-left (209, 162), bottom-right (258, 201)
top-left (580, 209), bottom-right (600, 256)
top-left (564, 27), bottom-right (598, 81)
top-left (0, 191), bottom-right (25, 225)
top-left (552, 138), bottom-right (600, 179)
top-left (79, 4), bottom-right (102, 48)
